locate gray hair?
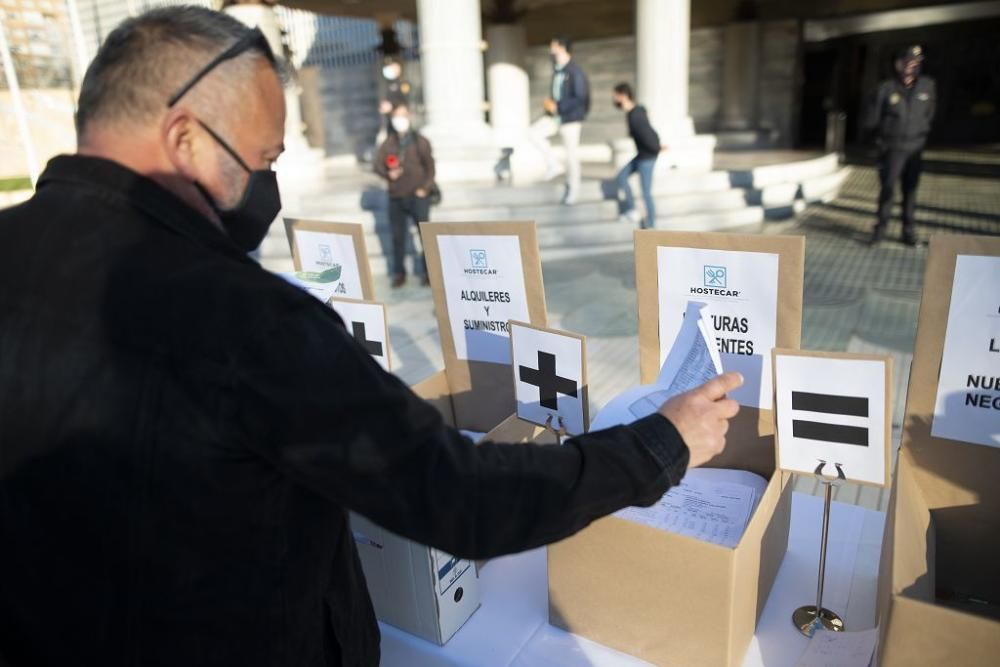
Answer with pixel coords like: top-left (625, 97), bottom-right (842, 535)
top-left (75, 5), bottom-right (278, 138)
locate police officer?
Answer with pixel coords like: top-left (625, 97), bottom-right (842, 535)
top-left (865, 45), bottom-right (936, 245)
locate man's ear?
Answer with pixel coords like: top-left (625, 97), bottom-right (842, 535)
top-left (161, 108), bottom-right (200, 181)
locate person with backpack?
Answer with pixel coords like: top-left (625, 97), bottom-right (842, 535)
top-left (529, 35), bottom-right (590, 205)
top-left (374, 102), bottom-right (434, 288)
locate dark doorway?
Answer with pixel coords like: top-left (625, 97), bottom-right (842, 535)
top-left (798, 49), bottom-right (838, 147)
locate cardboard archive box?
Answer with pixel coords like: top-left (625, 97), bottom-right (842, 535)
top-left (351, 221), bottom-right (549, 645)
top-left (548, 232), bottom-right (805, 667)
top-left (876, 235), bottom-right (1000, 666)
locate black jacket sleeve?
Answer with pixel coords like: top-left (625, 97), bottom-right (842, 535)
top-left (630, 107), bottom-right (661, 156)
top-left (232, 297), bottom-right (689, 560)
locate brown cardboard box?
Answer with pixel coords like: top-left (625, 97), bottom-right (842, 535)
top-left (876, 235), bottom-right (1000, 666)
top-left (548, 231), bottom-right (805, 667)
top-left (549, 450), bottom-right (793, 667)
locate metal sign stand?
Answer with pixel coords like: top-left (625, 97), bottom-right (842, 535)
top-left (793, 459), bottom-right (847, 637)
top-left (543, 414), bottom-right (567, 446)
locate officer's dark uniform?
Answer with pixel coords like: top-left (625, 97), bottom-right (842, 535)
top-left (866, 46), bottom-right (937, 244)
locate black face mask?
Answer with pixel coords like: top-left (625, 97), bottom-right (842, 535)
top-left (165, 28), bottom-right (281, 253)
top-left (196, 120), bottom-right (281, 253)
top-left (614, 100), bottom-right (623, 110)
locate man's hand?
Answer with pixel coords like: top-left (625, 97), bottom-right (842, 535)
top-left (659, 372), bottom-right (742, 469)
top-left (379, 99), bottom-right (392, 115)
top-left (543, 97), bottom-right (558, 115)
top-left (415, 188), bottom-right (427, 198)
top-left (387, 168), bottom-right (402, 181)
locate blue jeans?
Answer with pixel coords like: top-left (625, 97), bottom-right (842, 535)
top-left (616, 157), bottom-right (657, 228)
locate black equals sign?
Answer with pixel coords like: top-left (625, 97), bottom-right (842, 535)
top-left (791, 391), bottom-right (869, 447)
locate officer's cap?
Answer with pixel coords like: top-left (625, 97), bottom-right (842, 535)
top-left (895, 45), bottom-right (924, 63)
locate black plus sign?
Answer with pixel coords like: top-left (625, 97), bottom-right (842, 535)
top-left (351, 321), bottom-right (383, 357)
top-left (519, 351), bottom-right (577, 410)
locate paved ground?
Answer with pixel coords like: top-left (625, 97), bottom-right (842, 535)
top-left (340, 162), bottom-right (1000, 510)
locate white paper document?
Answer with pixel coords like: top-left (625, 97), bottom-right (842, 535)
top-left (931, 254), bottom-right (1000, 448)
top-left (592, 301), bottom-right (722, 430)
top-left (796, 628), bottom-right (878, 667)
top-left (615, 468), bottom-right (769, 549)
top-left (278, 272), bottom-right (342, 302)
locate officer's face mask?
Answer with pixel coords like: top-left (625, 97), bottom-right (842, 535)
top-left (165, 28), bottom-right (281, 252)
top-left (383, 65), bottom-right (400, 80)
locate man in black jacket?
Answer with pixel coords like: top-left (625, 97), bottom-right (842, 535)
top-left (0, 8), bottom-right (741, 667)
top-left (612, 83), bottom-right (662, 229)
top-left (529, 35), bottom-right (590, 204)
top-left (865, 45), bottom-right (937, 246)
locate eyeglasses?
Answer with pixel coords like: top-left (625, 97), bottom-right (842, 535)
top-left (166, 28), bottom-right (274, 108)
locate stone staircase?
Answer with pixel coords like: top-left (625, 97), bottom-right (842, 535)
top-left (261, 152), bottom-right (849, 276)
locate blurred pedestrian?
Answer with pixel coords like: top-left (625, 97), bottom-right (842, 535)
top-left (374, 103), bottom-right (434, 288)
top-left (375, 57), bottom-right (412, 145)
top-left (865, 45), bottom-right (936, 246)
top-left (612, 82), bottom-right (662, 229)
top-left (529, 35), bottom-right (590, 205)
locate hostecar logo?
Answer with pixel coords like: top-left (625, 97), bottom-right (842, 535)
top-left (691, 264), bottom-right (739, 297)
top-left (317, 244), bottom-right (334, 267)
top-left (465, 249), bottom-right (497, 276)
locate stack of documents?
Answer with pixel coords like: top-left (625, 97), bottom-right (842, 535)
top-left (615, 467), bottom-right (768, 548)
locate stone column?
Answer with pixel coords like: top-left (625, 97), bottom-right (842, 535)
top-left (630, 0), bottom-right (715, 172)
top-left (417, 0), bottom-right (493, 147)
top-left (720, 21), bottom-right (761, 130)
top-left (636, 0), bottom-right (693, 140)
top-left (485, 23), bottom-right (530, 148)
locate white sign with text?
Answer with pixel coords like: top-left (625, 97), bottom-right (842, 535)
top-left (932, 254), bottom-right (1000, 448)
top-left (657, 246), bottom-right (779, 409)
top-left (293, 230), bottom-right (364, 300)
top-left (438, 235), bottom-right (529, 364)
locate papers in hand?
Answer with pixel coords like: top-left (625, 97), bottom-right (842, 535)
top-left (615, 468), bottom-right (768, 549)
top-left (591, 301), bottom-right (723, 430)
top-left (279, 271), bottom-right (342, 302)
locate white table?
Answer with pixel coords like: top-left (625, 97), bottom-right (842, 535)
top-left (380, 493), bottom-right (886, 666)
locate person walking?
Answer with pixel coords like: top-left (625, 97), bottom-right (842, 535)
top-left (375, 56), bottom-right (412, 146)
top-left (374, 102), bottom-right (434, 288)
top-left (0, 8), bottom-right (742, 666)
top-left (865, 45), bottom-right (936, 246)
top-left (529, 35), bottom-right (590, 205)
top-left (612, 82), bottom-right (661, 229)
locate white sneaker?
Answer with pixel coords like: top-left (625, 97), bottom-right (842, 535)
top-left (562, 191), bottom-right (579, 206)
top-left (618, 209), bottom-right (642, 224)
top-left (543, 165), bottom-right (566, 181)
